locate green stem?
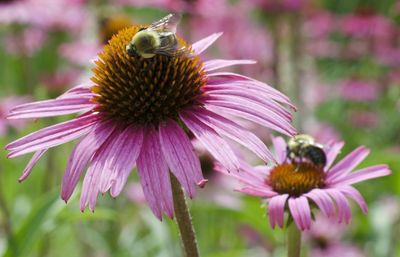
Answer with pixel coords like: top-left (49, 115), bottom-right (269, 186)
top-left (0, 172), bottom-right (17, 257)
top-left (170, 173), bottom-right (200, 257)
top-left (287, 221), bottom-right (302, 257)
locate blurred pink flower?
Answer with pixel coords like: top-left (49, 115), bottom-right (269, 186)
top-left (339, 12), bottom-right (394, 40)
top-left (348, 110), bottom-right (380, 129)
top-left (189, 2), bottom-right (273, 79)
top-left (115, 0), bottom-right (187, 12)
top-left (249, 0), bottom-right (309, 12)
top-left (40, 69), bottom-right (82, 93)
top-left (0, 0), bottom-right (87, 32)
top-left (375, 46), bottom-right (400, 67)
top-left (0, 97), bottom-right (31, 136)
top-left (307, 215), bottom-right (367, 257)
top-left (217, 137), bottom-right (391, 230)
top-left (6, 30), bottom-right (295, 219)
top-left (339, 79), bottom-right (380, 102)
top-left (306, 39), bottom-right (340, 58)
top-left (59, 41), bottom-right (102, 67)
top-left (304, 11), bottom-right (336, 39)
top-left (4, 27), bottom-right (46, 56)
top-left (305, 122), bottom-right (341, 144)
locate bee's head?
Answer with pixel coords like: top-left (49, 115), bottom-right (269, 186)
top-left (126, 43), bottom-right (139, 57)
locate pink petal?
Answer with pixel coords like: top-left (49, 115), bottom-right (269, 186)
top-left (214, 162), bottom-right (269, 188)
top-left (326, 189), bottom-right (351, 224)
top-left (203, 59), bottom-right (256, 72)
top-left (61, 84), bottom-right (93, 97)
top-left (7, 97), bottom-right (95, 119)
top-left (7, 113), bottom-right (99, 157)
top-left (324, 141), bottom-right (344, 170)
top-left (180, 111), bottom-right (240, 172)
top-left (268, 194), bottom-right (288, 228)
top-left (288, 197), bottom-right (312, 231)
top-left (19, 149), bottom-right (48, 182)
top-left (191, 32), bottom-right (222, 54)
top-left (204, 87), bottom-right (292, 121)
top-left (204, 98), bottom-right (295, 136)
top-left (159, 119), bottom-right (203, 198)
top-left (329, 164), bottom-right (390, 186)
top-left (190, 108), bottom-right (275, 163)
top-left (235, 187), bottom-right (277, 198)
top-left (207, 72), bottom-right (295, 109)
top-left (339, 186), bottom-right (368, 214)
top-left (61, 121), bottom-right (115, 202)
top-left (327, 146), bottom-right (370, 181)
top-left (271, 136), bottom-right (287, 163)
top-left (137, 129), bottom-right (174, 220)
top-left (107, 127), bottom-right (143, 197)
top-left (305, 189), bottom-right (335, 217)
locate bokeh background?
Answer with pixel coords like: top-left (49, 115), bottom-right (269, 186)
top-left (0, 0), bottom-right (399, 256)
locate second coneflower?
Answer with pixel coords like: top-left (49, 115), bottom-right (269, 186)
top-left (6, 24), bottom-right (295, 218)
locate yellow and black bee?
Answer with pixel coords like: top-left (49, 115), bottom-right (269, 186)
top-left (286, 134), bottom-right (327, 168)
top-left (126, 13), bottom-right (190, 58)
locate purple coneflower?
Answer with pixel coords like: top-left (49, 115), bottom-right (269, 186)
top-left (216, 136), bottom-right (390, 230)
top-left (6, 26), bottom-right (295, 219)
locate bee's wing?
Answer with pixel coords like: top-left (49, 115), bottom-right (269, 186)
top-left (147, 13), bottom-right (181, 33)
top-left (154, 45), bottom-right (194, 58)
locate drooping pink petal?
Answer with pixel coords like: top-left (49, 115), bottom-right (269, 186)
top-left (207, 72), bottom-right (295, 109)
top-left (305, 189), bottom-right (335, 217)
top-left (235, 187), bottom-right (277, 198)
top-left (137, 129), bottom-right (174, 220)
top-left (80, 132), bottom-right (118, 212)
top-left (19, 149), bottom-right (48, 182)
top-left (203, 59), bottom-right (256, 72)
top-left (288, 197), bottom-right (311, 230)
top-left (7, 97), bottom-right (95, 119)
top-left (61, 121), bottom-right (115, 202)
top-left (204, 87), bottom-right (292, 122)
top-left (271, 137), bottom-right (287, 163)
top-left (60, 84), bottom-right (93, 97)
top-left (180, 112), bottom-right (240, 172)
top-left (190, 108), bottom-right (275, 163)
top-left (191, 32), bottom-right (223, 54)
top-left (204, 98), bottom-right (295, 136)
top-left (339, 186), bottom-right (368, 214)
top-left (327, 146), bottom-right (370, 181)
top-left (7, 113), bottom-right (99, 157)
top-left (324, 141), bottom-right (344, 170)
top-left (268, 194), bottom-right (288, 228)
top-left (328, 164), bottom-right (390, 186)
top-left (326, 189), bottom-right (351, 224)
top-left (214, 162), bottom-right (269, 188)
top-left (101, 126), bottom-right (143, 197)
top-left (159, 119), bottom-right (204, 198)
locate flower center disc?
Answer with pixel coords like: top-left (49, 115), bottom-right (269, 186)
top-left (267, 163), bottom-right (325, 196)
top-left (91, 26), bottom-right (206, 126)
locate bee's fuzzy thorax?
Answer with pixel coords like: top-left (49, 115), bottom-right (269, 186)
top-left (91, 26), bottom-right (206, 127)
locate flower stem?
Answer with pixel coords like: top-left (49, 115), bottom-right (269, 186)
top-left (287, 221), bottom-right (301, 257)
top-left (170, 173), bottom-right (200, 257)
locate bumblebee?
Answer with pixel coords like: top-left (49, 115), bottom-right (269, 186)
top-left (286, 134), bottom-right (327, 168)
top-left (126, 13), bottom-right (190, 58)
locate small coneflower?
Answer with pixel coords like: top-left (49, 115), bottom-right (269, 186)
top-left (216, 136), bottom-right (391, 230)
top-left (6, 25), bottom-right (295, 219)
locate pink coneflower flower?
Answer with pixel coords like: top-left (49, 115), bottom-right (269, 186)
top-left (339, 79), bottom-right (380, 102)
top-left (6, 25), bottom-right (295, 219)
top-left (307, 214), bottom-right (367, 257)
top-left (0, 96), bottom-right (31, 136)
top-left (217, 136), bottom-right (390, 230)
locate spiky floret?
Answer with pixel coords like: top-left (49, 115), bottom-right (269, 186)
top-left (91, 26), bottom-right (207, 126)
top-left (268, 163), bottom-right (325, 196)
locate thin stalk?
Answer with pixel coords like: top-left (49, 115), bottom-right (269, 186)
top-left (0, 172), bottom-right (17, 257)
top-left (287, 221), bottom-right (301, 257)
top-left (170, 173), bottom-right (200, 257)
